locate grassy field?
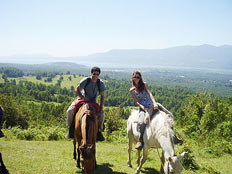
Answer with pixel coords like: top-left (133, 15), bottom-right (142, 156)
top-left (0, 138), bottom-right (231, 174)
top-left (5, 74), bottom-right (83, 89)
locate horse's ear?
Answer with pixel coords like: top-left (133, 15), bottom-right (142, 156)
top-left (178, 152), bottom-right (187, 160)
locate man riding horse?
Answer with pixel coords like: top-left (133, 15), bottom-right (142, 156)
top-left (66, 66), bottom-right (106, 141)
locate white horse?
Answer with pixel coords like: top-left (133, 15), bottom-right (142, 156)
top-left (127, 109), bottom-right (186, 174)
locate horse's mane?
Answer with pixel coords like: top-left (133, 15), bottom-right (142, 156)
top-left (153, 111), bottom-right (174, 140)
top-left (81, 103), bottom-right (97, 144)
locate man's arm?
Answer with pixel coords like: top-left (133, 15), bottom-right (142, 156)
top-left (75, 86), bottom-right (85, 99)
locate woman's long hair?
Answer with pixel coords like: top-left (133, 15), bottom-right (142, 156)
top-left (132, 71), bottom-right (145, 92)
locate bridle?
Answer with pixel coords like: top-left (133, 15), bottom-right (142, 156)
top-left (156, 148), bottom-right (174, 174)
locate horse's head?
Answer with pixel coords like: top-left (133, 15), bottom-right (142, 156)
top-left (80, 144), bottom-right (96, 173)
top-left (164, 152), bottom-right (187, 174)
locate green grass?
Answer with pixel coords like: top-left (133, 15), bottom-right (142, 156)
top-left (7, 74), bottom-right (84, 89)
top-left (0, 138), bottom-right (231, 174)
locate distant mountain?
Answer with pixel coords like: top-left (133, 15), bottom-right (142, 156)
top-left (78, 44), bottom-right (232, 69)
top-left (1, 44), bottom-right (232, 70)
top-left (0, 62), bottom-right (89, 74)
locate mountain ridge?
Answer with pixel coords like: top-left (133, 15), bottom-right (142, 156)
top-left (1, 44), bottom-right (232, 69)
top-left (81, 44), bottom-right (232, 69)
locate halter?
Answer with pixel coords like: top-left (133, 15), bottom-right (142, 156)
top-left (156, 148), bottom-right (173, 174)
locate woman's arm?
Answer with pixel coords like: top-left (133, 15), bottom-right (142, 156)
top-left (130, 87), bottom-right (147, 111)
top-left (144, 83), bottom-right (158, 109)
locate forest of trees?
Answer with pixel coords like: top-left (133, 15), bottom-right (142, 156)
top-left (0, 67), bottom-right (231, 155)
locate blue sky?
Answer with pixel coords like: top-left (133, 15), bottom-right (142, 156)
top-left (0, 0), bottom-right (231, 57)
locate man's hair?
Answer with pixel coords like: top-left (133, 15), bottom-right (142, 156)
top-left (91, 66), bottom-right (101, 74)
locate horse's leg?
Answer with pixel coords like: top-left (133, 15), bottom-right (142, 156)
top-left (95, 150), bottom-right (97, 169)
top-left (136, 148), bottom-right (148, 174)
top-left (73, 138), bottom-right (76, 160)
top-left (136, 149), bottom-right (141, 166)
top-left (127, 124), bottom-right (134, 167)
top-left (160, 151), bottom-right (165, 174)
top-left (74, 106), bottom-right (83, 169)
top-left (77, 139), bottom-right (81, 168)
top-left (127, 132), bottom-right (133, 168)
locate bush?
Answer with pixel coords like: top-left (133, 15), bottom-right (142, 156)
top-left (176, 143), bottom-right (199, 170)
top-left (178, 93), bottom-right (232, 154)
top-left (4, 126), bottom-right (66, 141)
top-left (0, 94), bottom-right (30, 128)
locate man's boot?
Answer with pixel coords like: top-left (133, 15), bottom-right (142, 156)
top-left (173, 134), bottom-right (183, 144)
top-left (96, 131), bottom-right (104, 141)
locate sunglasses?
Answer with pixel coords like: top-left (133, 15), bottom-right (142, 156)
top-left (92, 72), bottom-right (100, 76)
top-left (133, 76), bottom-right (140, 79)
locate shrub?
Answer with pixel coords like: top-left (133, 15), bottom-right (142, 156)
top-left (4, 126), bottom-right (66, 141)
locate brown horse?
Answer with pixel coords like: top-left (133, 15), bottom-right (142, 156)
top-left (73, 103), bottom-right (98, 174)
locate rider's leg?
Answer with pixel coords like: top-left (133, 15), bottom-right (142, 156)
top-left (96, 112), bottom-right (105, 141)
top-left (66, 100), bottom-right (77, 139)
top-left (135, 110), bottom-right (146, 150)
top-left (98, 112), bottom-right (105, 131)
top-left (157, 103), bottom-right (173, 116)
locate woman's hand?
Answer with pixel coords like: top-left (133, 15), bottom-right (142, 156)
top-left (144, 108), bottom-right (148, 112)
top-left (141, 105), bottom-right (148, 112)
top-left (153, 104), bottom-right (159, 110)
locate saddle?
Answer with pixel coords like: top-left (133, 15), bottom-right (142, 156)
top-left (69, 101), bottom-right (100, 139)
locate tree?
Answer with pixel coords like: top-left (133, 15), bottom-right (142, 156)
top-left (0, 94), bottom-right (30, 128)
top-left (36, 74), bottom-right (42, 80)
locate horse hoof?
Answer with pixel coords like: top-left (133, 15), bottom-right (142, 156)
top-left (128, 164), bottom-right (132, 168)
top-left (76, 163), bottom-right (80, 168)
